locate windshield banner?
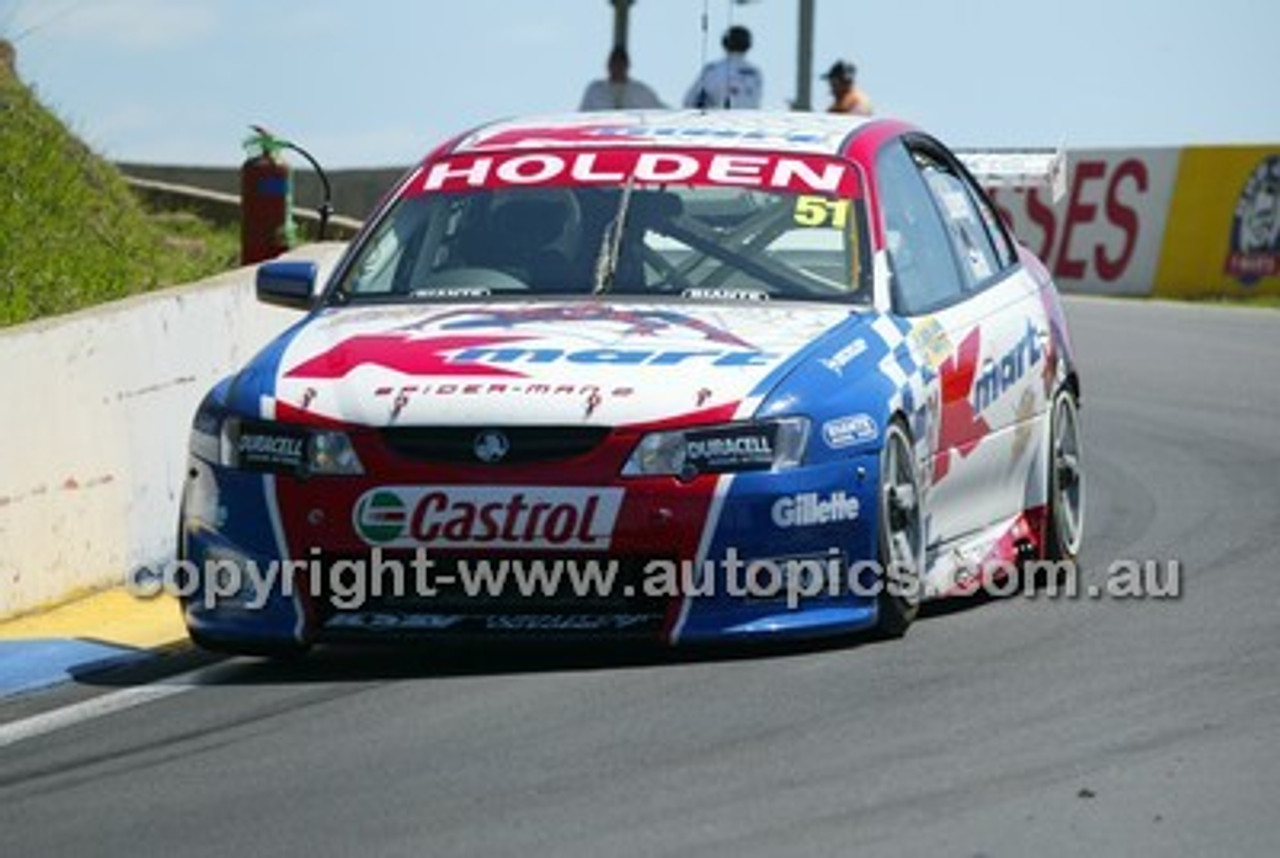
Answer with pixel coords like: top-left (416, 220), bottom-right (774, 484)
top-left (414, 148), bottom-right (861, 198)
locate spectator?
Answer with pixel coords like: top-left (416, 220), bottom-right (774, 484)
top-left (683, 25), bottom-right (762, 110)
top-left (823, 60), bottom-right (873, 116)
top-left (580, 46), bottom-right (665, 111)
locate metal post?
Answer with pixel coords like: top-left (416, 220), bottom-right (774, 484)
top-left (612, 0), bottom-right (632, 50)
top-left (795, 0), bottom-right (815, 110)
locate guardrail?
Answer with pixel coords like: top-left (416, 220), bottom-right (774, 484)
top-left (123, 176), bottom-right (364, 242)
top-left (117, 162), bottom-right (403, 226)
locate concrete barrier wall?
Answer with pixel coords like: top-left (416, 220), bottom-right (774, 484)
top-left (986, 144), bottom-right (1280, 299)
top-left (986, 148), bottom-right (1181, 297)
top-left (0, 243), bottom-right (347, 619)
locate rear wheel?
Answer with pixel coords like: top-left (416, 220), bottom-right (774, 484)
top-left (876, 421), bottom-right (925, 637)
top-left (1045, 387), bottom-right (1085, 562)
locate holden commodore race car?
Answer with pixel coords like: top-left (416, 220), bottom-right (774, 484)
top-left (178, 109), bottom-right (1084, 654)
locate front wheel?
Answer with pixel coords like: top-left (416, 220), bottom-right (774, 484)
top-left (875, 421), bottom-right (925, 638)
top-left (1045, 387), bottom-right (1085, 562)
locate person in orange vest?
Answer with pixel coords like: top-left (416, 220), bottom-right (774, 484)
top-left (823, 60), bottom-right (873, 116)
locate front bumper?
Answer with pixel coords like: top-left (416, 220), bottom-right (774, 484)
top-left (178, 451), bottom-right (885, 649)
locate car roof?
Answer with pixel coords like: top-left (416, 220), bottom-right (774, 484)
top-left (442, 109), bottom-right (891, 160)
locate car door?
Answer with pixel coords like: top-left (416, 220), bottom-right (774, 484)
top-left (876, 137), bottom-right (1050, 550)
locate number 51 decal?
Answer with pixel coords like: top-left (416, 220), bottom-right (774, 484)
top-left (794, 196), bottom-right (850, 228)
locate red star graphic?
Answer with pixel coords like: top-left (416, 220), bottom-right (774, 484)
top-left (933, 328), bottom-right (990, 483)
top-left (1035, 291), bottom-right (1065, 398)
top-left (284, 334), bottom-right (530, 380)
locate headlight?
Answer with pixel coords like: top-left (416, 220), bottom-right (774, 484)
top-left (622, 418), bottom-right (809, 480)
top-left (189, 405), bottom-right (223, 464)
top-left (192, 412), bottom-right (365, 476)
top-left (307, 430), bottom-right (364, 475)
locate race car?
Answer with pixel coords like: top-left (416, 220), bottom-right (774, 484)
top-left (178, 109), bottom-right (1084, 654)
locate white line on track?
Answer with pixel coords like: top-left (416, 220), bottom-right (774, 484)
top-left (0, 668), bottom-right (212, 751)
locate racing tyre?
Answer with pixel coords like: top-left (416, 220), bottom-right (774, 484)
top-left (1045, 387), bottom-right (1085, 563)
top-left (875, 420), bottom-right (925, 638)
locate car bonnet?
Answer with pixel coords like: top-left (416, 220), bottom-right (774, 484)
top-left (266, 301), bottom-right (856, 428)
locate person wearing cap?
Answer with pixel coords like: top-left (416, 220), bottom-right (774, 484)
top-left (824, 60), bottom-right (873, 116)
top-left (580, 46), bottom-right (665, 111)
top-left (682, 25), bottom-right (763, 110)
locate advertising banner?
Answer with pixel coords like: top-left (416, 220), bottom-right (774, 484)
top-left (985, 149), bottom-right (1180, 296)
top-left (1154, 146), bottom-right (1280, 299)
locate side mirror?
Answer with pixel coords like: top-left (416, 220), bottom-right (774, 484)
top-left (256, 260), bottom-right (317, 310)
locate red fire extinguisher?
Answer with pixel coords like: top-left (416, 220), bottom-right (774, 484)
top-left (240, 126), bottom-right (297, 264)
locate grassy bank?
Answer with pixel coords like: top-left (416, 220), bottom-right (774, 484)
top-left (0, 44), bottom-right (237, 327)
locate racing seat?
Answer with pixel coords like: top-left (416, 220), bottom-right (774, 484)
top-left (471, 193), bottom-right (581, 291)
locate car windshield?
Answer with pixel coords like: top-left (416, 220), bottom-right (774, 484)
top-left (331, 156), bottom-right (871, 305)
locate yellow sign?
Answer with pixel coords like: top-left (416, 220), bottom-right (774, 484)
top-left (1154, 146), bottom-right (1280, 299)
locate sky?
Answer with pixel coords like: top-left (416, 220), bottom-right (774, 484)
top-left (2, 0), bottom-right (1277, 169)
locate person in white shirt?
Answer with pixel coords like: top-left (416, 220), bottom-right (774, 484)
top-left (682, 25), bottom-right (762, 110)
top-left (579, 46), bottom-right (665, 111)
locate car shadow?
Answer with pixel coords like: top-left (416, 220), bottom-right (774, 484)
top-left (75, 583), bottom-right (1032, 691)
top-left (76, 627), bottom-right (897, 690)
top-left (919, 589), bottom-right (998, 620)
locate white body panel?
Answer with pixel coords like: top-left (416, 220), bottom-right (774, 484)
top-left (272, 302), bottom-right (855, 427)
